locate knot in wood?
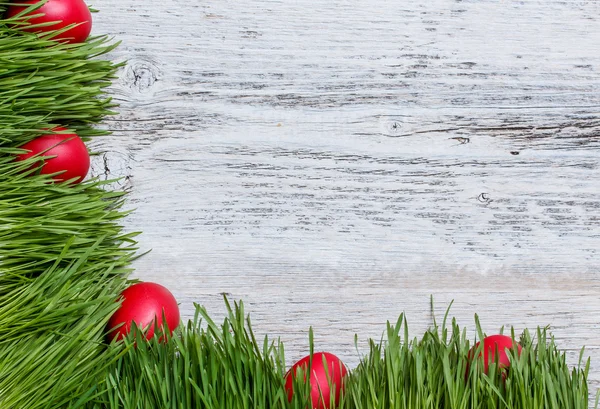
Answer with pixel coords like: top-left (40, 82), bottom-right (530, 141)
top-left (386, 120), bottom-right (403, 136)
top-left (477, 193), bottom-right (492, 204)
top-left (125, 59), bottom-right (160, 93)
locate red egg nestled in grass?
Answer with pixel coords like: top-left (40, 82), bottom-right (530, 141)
top-left (6, 0), bottom-right (93, 44)
top-left (284, 352), bottom-right (348, 409)
top-left (468, 334), bottom-right (522, 375)
top-left (16, 128), bottom-right (90, 184)
top-left (107, 282), bottom-right (180, 342)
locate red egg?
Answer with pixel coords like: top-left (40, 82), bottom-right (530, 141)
top-left (6, 0), bottom-right (92, 44)
top-left (16, 127), bottom-right (89, 184)
top-left (468, 334), bottom-right (522, 374)
top-left (107, 282), bottom-right (180, 342)
top-left (284, 352), bottom-right (348, 409)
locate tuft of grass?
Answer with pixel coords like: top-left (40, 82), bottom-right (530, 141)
top-left (0, 4), bottom-right (122, 147)
top-left (87, 297), bottom-right (597, 409)
top-left (343, 305), bottom-right (595, 409)
top-left (89, 299), bottom-right (292, 409)
top-left (0, 10), bottom-right (135, 409)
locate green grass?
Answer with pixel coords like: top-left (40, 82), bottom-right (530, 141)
top-left (0, 9), bottom-right (135, 409)
top-left (0, 5), bottom-right (598, 409)
top-left (84, 298), bottom-right (597, 409)
top-left (344, 307), bottom-right (594, 409)
top-left (88, 300), bottom-right (291, 409)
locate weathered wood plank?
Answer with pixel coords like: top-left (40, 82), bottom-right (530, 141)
top-left (91, 0), bottom-right (600, 398)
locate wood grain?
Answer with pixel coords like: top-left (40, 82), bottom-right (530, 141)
top-left (91, 0), bottom-right (600, 401)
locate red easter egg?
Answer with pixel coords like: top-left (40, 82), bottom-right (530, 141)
top-left (107, 282), bottom-right (180, 342)
top-left (6, 0), bottom-right (92, 43)
top-left (468, 334), bottom-right (522, 374)
top-left (16, 127), bottom-right (89, 184)
top-left (284, 352), bottom-right (348, 409)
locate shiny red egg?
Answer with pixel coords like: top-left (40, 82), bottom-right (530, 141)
top-left (284, 352), bottom-right (348, 409)
top-left (6, 0), bottom-right (92, 43)
top-left (468, 334), bottom-right (522, 374)
top-left (16, 127), bottom-right (89, 184)
top-left (107, 282), bottom-right (180, 342)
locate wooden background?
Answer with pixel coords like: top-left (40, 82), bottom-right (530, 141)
top-left (92, 0), bottom-right (600, 400)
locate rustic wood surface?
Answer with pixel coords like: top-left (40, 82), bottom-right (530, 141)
top-left (91, 0), bottom-right (600, 399)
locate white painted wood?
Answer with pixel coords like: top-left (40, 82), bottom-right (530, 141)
top-left (91, 0), bottom-right (600, 401)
